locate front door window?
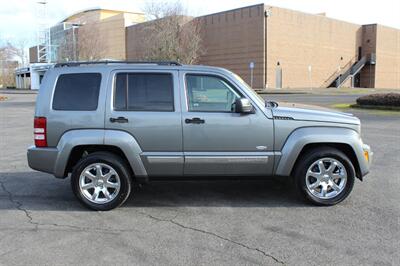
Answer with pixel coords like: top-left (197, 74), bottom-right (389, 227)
top-left (186, 74), bottom-right (241, 112)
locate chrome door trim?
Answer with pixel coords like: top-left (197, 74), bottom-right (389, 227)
top-left (141, 152), bottom-right (184, 164)
top-left (184, 152), bottom-right (275, 164)
top-left (146, 156), bottom-right (184, 164)
top-left (185, 156), bottom-right (269, 164)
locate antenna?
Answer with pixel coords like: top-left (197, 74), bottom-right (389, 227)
top-left (36, 1), bottom-right (51, 63)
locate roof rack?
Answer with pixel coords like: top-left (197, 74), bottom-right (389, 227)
top-left (54, 60), bottom-right (182, 68)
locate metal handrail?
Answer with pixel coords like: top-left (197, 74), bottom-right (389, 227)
top-left (321, 56), bottom-right (357, 88)
top-left (335, 56), bottom-right (368, 88)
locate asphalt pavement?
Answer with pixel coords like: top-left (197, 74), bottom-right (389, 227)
top-left (0, 92), bottom-right (399, 265)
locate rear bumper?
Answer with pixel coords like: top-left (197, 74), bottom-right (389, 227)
top-left (27, 146), bottom-right (61, 177)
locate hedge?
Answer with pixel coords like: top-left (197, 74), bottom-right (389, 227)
top-left (356, 93), bottom-right (400, 107)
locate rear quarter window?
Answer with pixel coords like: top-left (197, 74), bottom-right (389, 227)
top-left (52, 73), bottom-right (101, 111)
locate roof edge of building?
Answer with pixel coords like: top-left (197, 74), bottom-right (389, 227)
top-left (61, 7), bottom-right (145, 23)
top-left (265, 5), bottom-right (361, 27)
top-left (126, 15), bottom-right (194, 29)
top-left (197, 3), bottom-right (265, 18)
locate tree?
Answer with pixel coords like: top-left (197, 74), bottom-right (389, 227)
top-left (57, 24), bottom-right (106, 62)
top-left (7, 39), bottom-right (29, 67)
top-left (140, 1), bottom-right (203, 64)
top-left (77, 24), bottom-right (106, 61)
top-left (0, 43), bottom-right (19, 88)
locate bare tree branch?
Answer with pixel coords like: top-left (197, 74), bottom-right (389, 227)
top-left (6, 39), bottom-right (29, 67)
top-left (57, 24), bottom-right (106, 62)
top-left (140, 1), bottom-right (203, 64)
top-left (77, 24), bottom-right (106, 61)
top-left (0, 43), bottom-right (18, 88)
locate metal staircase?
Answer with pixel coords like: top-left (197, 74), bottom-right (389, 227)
top-left (323, 54), bottom-right (375, 88)
top-left (330, 56), bottom-right (368, 88)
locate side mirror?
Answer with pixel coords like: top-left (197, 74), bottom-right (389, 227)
top-left (235, 98), bottom-right (254, 114)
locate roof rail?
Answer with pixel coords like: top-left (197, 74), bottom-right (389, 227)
top-left (54, 60), bottom-right (182, 68)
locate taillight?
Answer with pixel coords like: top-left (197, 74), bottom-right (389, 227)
top-left (34, 117), bottom-right (47, 147)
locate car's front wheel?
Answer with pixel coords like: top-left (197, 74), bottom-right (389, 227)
top-left (294, 147), bottom-right (355, 206)
top-left (71, 152), bottom-right (132, 211)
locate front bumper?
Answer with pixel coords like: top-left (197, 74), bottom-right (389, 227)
top-left (27, 146), bottom-right (59, 176)
top-left (360, 143), bottom-right (373, 179)
top-left (362, 143), bottom-right (373, 167)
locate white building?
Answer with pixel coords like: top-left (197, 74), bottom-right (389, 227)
top-left (15, 63), bottom-right (54, 90)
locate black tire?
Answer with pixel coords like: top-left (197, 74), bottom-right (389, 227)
top-left (71, 152), bottom-right (132, 211)
top-left (293, 147), bottom-right (355, 206)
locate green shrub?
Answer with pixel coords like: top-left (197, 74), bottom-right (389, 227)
top-left (356, 93), bottom-right (400, 107)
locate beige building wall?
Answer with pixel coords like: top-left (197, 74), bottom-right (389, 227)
top-left (196, 5), bottom-right (266, 88)
top-left (374, 25), bottom-right (400, 89)
top-left (125, 21), bottom-right (148, 60)
top-left (82, 13), bottom-right (128, 60)
top-left (265, 6), bottom-right (363, 89)
top-left (29, 9), bottom-right (146, 63)
top-left (125, 19), bottom-right (163, 60)
top-left (69, 10), bottom-right (145, 60)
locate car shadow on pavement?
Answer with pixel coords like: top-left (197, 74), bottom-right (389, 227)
top-left (0, 171), bottom-right (307, 211)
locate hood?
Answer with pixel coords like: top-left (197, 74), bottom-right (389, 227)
top-left (271, 102), bottom-right (360, 125)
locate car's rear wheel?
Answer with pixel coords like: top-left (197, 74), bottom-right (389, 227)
top-left (71, 152), bottom-right (132, 211)
top-left (294, 147), bottom-right (355, 206)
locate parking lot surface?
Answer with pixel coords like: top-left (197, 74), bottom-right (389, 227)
top-left (0, 92), bottom-right (399, 265)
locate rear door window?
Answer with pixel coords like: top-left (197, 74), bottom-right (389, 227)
top-left (53, 73), bottom-right (101, 111)
top-left (114, 73), bottom-right (174, 112)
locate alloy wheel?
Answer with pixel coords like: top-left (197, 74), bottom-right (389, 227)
top-left (79, 163), bottom-right (121, 204)
top-left (305, 158), bottom-right (347, 200)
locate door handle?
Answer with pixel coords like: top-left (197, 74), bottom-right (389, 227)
top-left (185, 117), bottom-right (205, 124)
top-left (110, 117), bottom-right (129, 123)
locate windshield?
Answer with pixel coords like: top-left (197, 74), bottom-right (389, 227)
top-left (231, 72), bottom-right (265, 106)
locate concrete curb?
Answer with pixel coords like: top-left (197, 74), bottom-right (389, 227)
top-left (0, 89), bottom-right (38, 95)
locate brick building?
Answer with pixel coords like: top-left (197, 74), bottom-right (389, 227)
top-left (126, 4), bottom-right (400, 89)
top-left (29, 8), bottom-right (146, 63)
top-left (24, 4), bottom-right (400, 90)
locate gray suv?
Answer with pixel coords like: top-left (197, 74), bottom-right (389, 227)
top-left (27, 61), bottom-right (372, 210)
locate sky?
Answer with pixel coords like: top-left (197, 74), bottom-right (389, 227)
top-left (0, 0), bottom-right (399, 45)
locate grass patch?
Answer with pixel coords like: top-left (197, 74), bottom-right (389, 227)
top-left (331, 103), bottom-right (352, 109)
top-left (329, 88), bottom-right (376, 95)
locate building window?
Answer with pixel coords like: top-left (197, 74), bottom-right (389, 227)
top-left (53, 73), bottom-right (101, 111)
